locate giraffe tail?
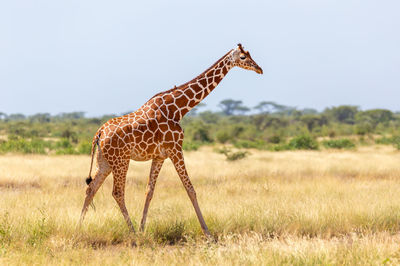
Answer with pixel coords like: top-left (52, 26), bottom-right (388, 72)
top-left (86, 132), bottom-right (101, 185)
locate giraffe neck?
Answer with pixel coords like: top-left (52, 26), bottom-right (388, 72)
top-left (151, 50), bottom-right (234, 121)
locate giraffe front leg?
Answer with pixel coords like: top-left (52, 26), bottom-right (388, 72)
top-left (168, 149), bottom-right (211, 237)
top-left (111, 159), bottom-right (135, 232)
top-left (140, 158), bottom-right (164, 232)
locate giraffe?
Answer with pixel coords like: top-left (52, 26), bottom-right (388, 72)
top-left (79, 44), bottom-right (263, 237)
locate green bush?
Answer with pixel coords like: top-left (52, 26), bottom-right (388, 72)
top-left (77, 141), bottom-right (92, 155)
top-left (288, 135), bottom-right (319, 150)
top-left (375, 136), bottom-right (400, 145)
top-left (190, 122), bottom-right (212, 143)
top-left (395, 141), bottom-right (400, 150)
top-left (225, 150), bottom-right (249, 161)
top-left (215, 146), bottom-right (249, 161)
top-left (214, 146), bottom-right (231, 154)
top-left (54, 138), bottom-right (77, 154)
top-left (267, 135), bottom-right (282, 144)
top-left (376, 136), bottom-right (400, 150)
top-left (322, 138), bottom-right (355, 149)
top-left (150, 221), bottom-right (186, 244)
top-left (233, 139), bottom-right (266, 150)
top-left (354, 123), bottom-right (372, 135)
top-left (0, 137), bottom-right (49, 154)
top-left (54, 138), bottom-right (73, 149)
top-left (182, 141), bottom-right (201, 151)
top-left (267, 143), bottom-right (290, 151)
top-left (215, 130), bottom-right (231, 144)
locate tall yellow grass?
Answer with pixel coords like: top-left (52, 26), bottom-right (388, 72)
top-left (1, 145), bottom-right (400, 265)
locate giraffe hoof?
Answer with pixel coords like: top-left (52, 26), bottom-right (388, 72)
top-left (203, 230), bottom-right (214, 239)
top-left (205, 234), bottom-right (216, 243)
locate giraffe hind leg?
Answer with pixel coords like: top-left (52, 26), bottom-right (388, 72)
top-left (140, 158), bottom-right (164, 232)
top-left (79, 149), bottom-right (111, 226)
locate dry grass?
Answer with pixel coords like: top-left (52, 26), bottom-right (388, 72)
top-left (1, 145), bottom-right (400, 265)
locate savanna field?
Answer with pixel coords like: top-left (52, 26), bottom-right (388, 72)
top-left (1, 146), bottom-right (400, 265)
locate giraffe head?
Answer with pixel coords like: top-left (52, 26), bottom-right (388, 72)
top-left (231, 43), bottom-right (263, 74)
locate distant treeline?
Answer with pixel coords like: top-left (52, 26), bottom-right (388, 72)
top-left (1, 100), bottom-right (399, 154)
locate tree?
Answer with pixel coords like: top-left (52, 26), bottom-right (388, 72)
top-left (218, 99), bottom-right (242, 115)
top-left (57, 112), bottom-right (86, 120)
top-left (324, 105), bottom-right (359, 124)
top-left (250, 114), bottom-right (288, 131)
top-left (254, 101), bottom-right (278, 114)
top-left (301, 108), bottom-right (319, 115)
top-left (235, 105), bottom-right (250, 115)
top-left (186, 121), bottom-right (212, 142)
top-left (8, 113), bottom-right (26, 120)
top-left (275, 105), bottom-right (298, 116)
top-left (199, 110), bottom-right (220, 124)
top-left (0, 112), bottom-right (7, 120)
top-left (300, 114), bottom-right (327, 132)
top-left (61, 128), bottom-right (78, 143)
top-left (218, 99), bottom-right (250, 115)
top-left (29, 113), bottom-right (51, 123)
top-left (253, 101), bottom-right (296, 115)
top-left (355, 109), bottom-right (394, 127)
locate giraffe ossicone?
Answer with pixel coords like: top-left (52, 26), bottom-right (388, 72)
top-left (79, 44), bottom-right (263, 236)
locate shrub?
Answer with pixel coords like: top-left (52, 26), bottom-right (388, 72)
top-left (182, 141), bottom-right (201, 151)
top-left (55, 138), bottom-right (72, 149)
top-left (354, 123), bottom-right (372, 135)
top-left (376, 136), bottom-right (400, 150)
top-left (322, 138), bottom-right (355, 149)
top-left (233, 139), bottom-right (266, 150)
top-left (0, 137), bottom-right (49, 154)
top-left (268, 143), bottom-right (290, 151)
top-left (185, 121), bottom-right (212, 143)
top-left (61, 129), bottom-right (78, 143)
top-left (328, 130), bottom-right (336, 138)
top-left (267, 135), bottom-right (282, 144)
top-left (214, 146), bottom-right (230, 154)
top-left (150, 221), bottom-right (186, 244)
top-left (225, 150), bottom-right (249, 161)
top-left (77, 141), bottom-right (92, 155)
top-left (215, 146), bottom-right (249, 161)
top-left (215, 130), bottom-right (231, 144)
top-left (395, 140), bottom-right (400, 150)
top-left (375, 136), bottom-right (400, 145)
top-left (288, 135), bottom-right (319, 150)
top-left (54, 138), bottom-right (76, 155)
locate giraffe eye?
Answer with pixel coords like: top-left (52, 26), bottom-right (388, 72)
top-left (240, 54), bottom-right (246, 60)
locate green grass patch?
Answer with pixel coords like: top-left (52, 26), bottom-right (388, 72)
top-left (322, 138), bottom-right (356, 149)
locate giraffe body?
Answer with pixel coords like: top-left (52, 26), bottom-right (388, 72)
top-left (79, 44), bottom-right (263, 236)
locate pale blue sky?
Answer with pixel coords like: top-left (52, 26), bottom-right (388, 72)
top-left (1, 0), bottom-right (399, 116)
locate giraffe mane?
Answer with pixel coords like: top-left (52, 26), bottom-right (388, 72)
top-left (149, 49), bottom-right (233, 100)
